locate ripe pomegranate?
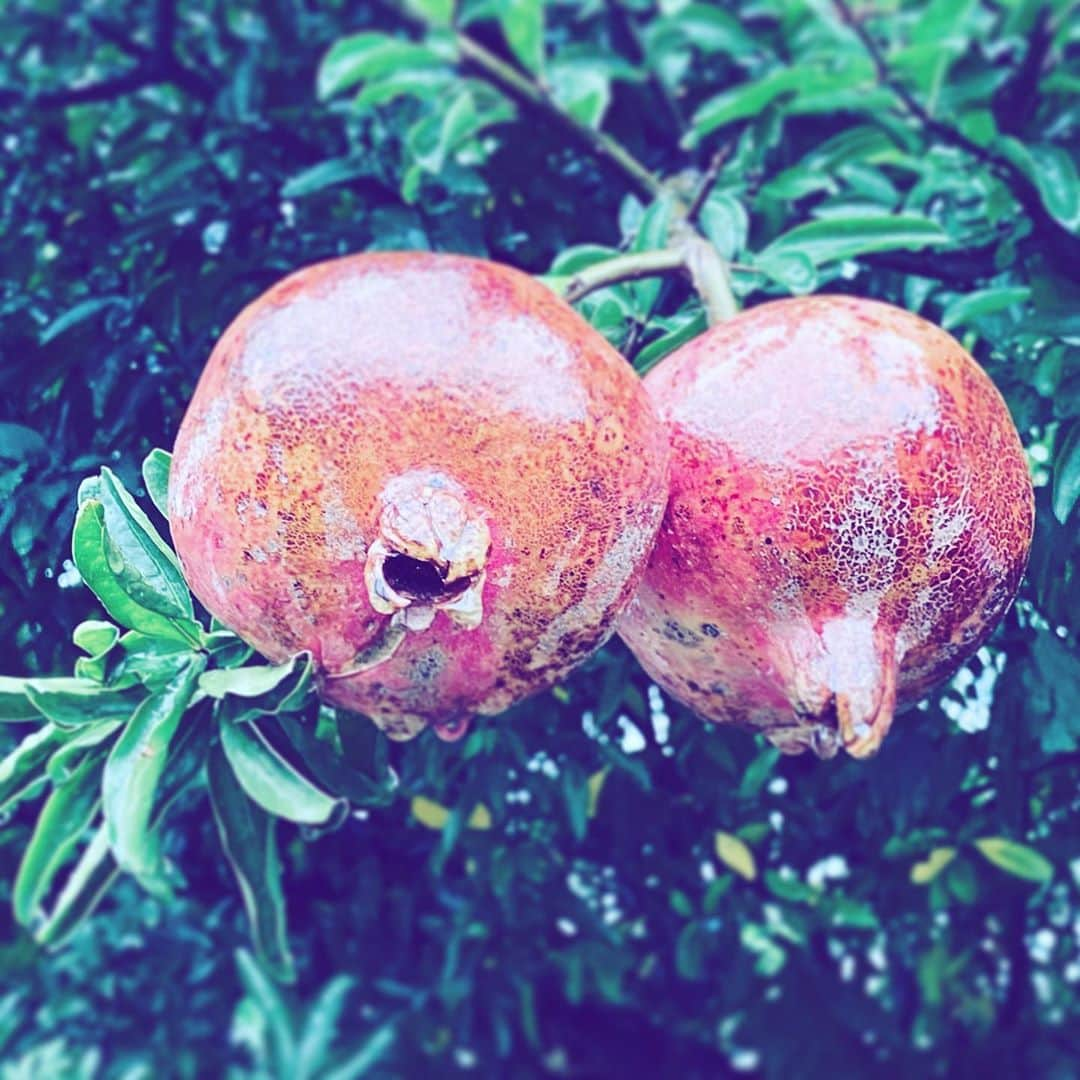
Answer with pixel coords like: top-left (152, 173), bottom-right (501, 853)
top-left (618, 296), bottom-right (1033, 759)
top-left (168, 253), bottom-right (669, 740)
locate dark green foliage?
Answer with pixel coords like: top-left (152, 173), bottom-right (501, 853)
top-left (1, 1), bottom-right (1079, 1077)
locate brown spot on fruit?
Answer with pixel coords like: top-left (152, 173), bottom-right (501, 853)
top-left (618, 295), bottom-right (1033, 759)
top-left (169, 252), bottom-right (669, 738)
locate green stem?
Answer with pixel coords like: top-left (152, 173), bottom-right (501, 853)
top-left (561, 239), bottom-right (739, 326)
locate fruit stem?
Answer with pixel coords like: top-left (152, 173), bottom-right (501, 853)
top-left (560, 237), bottom-right (739, 325)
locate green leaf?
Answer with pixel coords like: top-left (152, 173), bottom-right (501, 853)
top-left (1052, 420), bottom-right (1080, 525)
top-left (403, 0), bottom-right (455, 26)
top-left (317, 33), bottom-right (448, 100)
top-left (561, 762), bottom-right (590, 841)
top-left (101, 656), bottom-right (204, 894)
top-left (141, 449), bottom-right (172, 519)
top-left (212, 654), bottom-right (315, 724)
top-left (39, 296), bottom-right (126, 345)
top-left (94, 466), bottom-right (193, 620)
top-left (635, 310), bottom-right (708, 375)
top-left (24, 678), bottom-right (143, 729)
top-left (699, 191), bottom-right (748, 261)
top-left (499, 0), bottom-right (545, 74)
top-left (37, 716), bottom-right (209, 948)
top-left (0, 724), bottom-right (65, 814)
top-left (200, 654), bottom-right (313, 701)
top-left (210, 755), bottom-right (295, 984)
top-left (0, 422), bottom-right (49, 462)
top-left (691, 67), bottom-right (804, 139)
top-left (34, 825), bottom-right (115, 948)
top-left (46, 719), bottom-right (125, 784)
top-left (219, 717), bottom-right (345, 827)
top-left (675, 922), bottom-right (707, 979)
top-left (941, 286), bottom-right (1031, 330)
top-left (548, 62), bottom-right (610, 128)
top-left (355, 68), bottom-right (453, 109)
top-left (115, 632), bottom-right (202, 691)
top-left (73, 620), bottom-right (120, 659)
top-left (72, 500), bottom-right (201, 645)
top-left (752, 249), bottom-right (818, 294)
top-left (13, 749), bottom-right (105, 926)
top-left (999, 138), bottom-right (1080, 230)
top-left (321, 1021), bottom-right (398, 1080)
top-left (0, 675), bottom-right (42, 722)
top-left (281, 157), bottom-right (378, 199)
top-left (276, 713), bottom-right (396, 807)
top-left (72, 619), bottom-right (120, 683)
top-left (295, 975), bottom-right (356, 1079)
top-left (973, 837), bottom-right (1054, 884)
top-left (235, 947), bottom-right (297, 1069)
top-left (738, 746), bottom-right (780, 799)
top-left (760, 214), bottom-right (949, 268)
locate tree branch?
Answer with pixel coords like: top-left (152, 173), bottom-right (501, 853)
top-left (24, 0), bottom-right (214, 110)
top-left (454, 33), bottom-right (663, 202)
top-left (683, 145), bottom-right (732, 226)
top-left (832, 0), bottom-right (1080, 275)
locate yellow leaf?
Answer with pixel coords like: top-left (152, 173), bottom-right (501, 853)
top-left (587, 768), bottom-right (609, 818)
top-left (411, 795), bottom-right (450, 829)
top-left (910, 846), bottom-right (956, 885)
top-left (411, 796), bottom-right (492, 831)
top-left (714, 831), bottom-right (756, 881)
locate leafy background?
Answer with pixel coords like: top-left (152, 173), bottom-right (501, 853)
top-left (1, 0), bottom-right (1079, 1076)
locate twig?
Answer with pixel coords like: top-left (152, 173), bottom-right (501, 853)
top-left (832, 0), bottom-right (1080, 274)
top-left (454, 34), bottom-right (663, 201)
top-left (683, 145), bottom-right (732, 227)
top-left (565, 249), bottom-right (687, 302)
top-left (562, 238), bottom-right (739, 325)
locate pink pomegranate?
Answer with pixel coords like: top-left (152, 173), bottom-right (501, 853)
top-left (168, 253), bottom-right (669, 740)
top-left (618, 296), bottom-right (1034, 758)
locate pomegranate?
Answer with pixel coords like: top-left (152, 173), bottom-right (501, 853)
top-left (618, 296), bottom-right (1033, 758)
top-left (168, 252), bottom-right (669, 740)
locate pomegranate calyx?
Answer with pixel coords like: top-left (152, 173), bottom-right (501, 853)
top-left (364, 470), bottom-right (491, 631)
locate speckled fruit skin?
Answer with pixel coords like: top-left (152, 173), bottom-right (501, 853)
top-left (168, 252), bottom-right (669, 740)
top-left (618, 296), bottom-right (1034, 759)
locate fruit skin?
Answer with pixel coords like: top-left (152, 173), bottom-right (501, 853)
top-left (168, 252), bottom-right (669, 740)
top-left (618, 296), bottom-right (1034, 759)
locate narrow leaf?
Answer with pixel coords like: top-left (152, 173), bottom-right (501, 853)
top-left (96, 466), bottom-right (193, 620)
top-left (13, 750), bottom-right (105, 926)
top-left (0, 724), bottom-right (64, 814)
top-left (141, 448), bottom-right (172, 519)
top-left (219, 717), bottom-right (344, 827)
top-left (1052, 420), bottom-right (1080, 525)
top-left (941, 286), bottom-right (1031, 330)
top-left (210, 755), bottom-right (295, 984)
top-left (200, 654), bottom-right (312, 700)
top-left (0, 676), bottom-right (42, 722)
top-left (973, 837), bottom-right (1054, 883)
top-left (24, 678), bottom-right (143, 729)
top-left (73, 500), bottom-right (201, 645)
top-left (714, 831), bottom-right (757, 880)
top-left (499, 0), bottom-right (545, 74)
top-left (46, 719), bottom-right (125, 784)
top-left (760, 214), bottom-right (949, 267)
top-left (101, 656), bottom-right (204, 893)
